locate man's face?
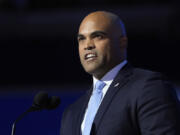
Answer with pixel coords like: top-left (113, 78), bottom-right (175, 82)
top-left (77, 14), bottom-right (125, 79)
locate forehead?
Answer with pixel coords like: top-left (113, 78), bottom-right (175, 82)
top-left (78, 16), bottom-right (112, 36)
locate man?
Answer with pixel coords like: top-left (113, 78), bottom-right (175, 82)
top-left (60, 11), bottom-right (180, 135)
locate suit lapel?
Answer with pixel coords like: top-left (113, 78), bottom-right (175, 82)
top-left (76, 86), bottom-right (93, 135)
top-left (93, 63), bottom-right (133, 133)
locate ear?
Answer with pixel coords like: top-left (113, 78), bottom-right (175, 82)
top-left (120, 36), bottom-right (128, 49)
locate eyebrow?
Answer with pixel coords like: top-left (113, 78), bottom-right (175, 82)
top-left (91, 31), bottom-right (107, 37)
top-left (77, 31), bottom-right (107, 39)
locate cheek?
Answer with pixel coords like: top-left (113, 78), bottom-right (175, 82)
top-left (78, 46), bottom-right (84, 61)
top-left (97, 42), bottom-right (111, 58)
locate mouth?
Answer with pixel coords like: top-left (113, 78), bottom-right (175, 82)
top-left (84, 53), bottom-right (97, 61)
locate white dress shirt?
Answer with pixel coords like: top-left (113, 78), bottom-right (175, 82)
top-left (81, 60), bottom-right (128, 133)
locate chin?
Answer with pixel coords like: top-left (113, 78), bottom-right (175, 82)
top-left (84, 68), bottom-right (96, 75)
top-left (81, 60), bottom-right (105, 75)
top-left (84, 65), bottom-right (105, 77)
top-left (83, 65), bottom-right (98, 74)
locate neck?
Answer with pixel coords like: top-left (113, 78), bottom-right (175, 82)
top-left (93, 59), bottom-right (126, 80)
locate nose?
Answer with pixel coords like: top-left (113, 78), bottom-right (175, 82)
top-left (84, 39), bottom-right (95, 50)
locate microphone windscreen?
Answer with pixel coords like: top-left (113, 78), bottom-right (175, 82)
top-left (33, 91), bottom-right (49, 109)
top-left (46, 96), bottom-right (61, 110)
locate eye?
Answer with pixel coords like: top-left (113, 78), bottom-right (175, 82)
top-left (94, 34), bottom-right (104, 39)
top-left (77, 36), bottom-right (85, 42)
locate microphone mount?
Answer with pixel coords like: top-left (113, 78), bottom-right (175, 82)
top-left (11, 91), bottom-right (60, 135)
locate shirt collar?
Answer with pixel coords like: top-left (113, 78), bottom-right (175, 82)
top-left (93, 60), bottom-right (128, 88)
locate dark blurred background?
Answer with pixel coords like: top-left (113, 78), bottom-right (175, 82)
top-left (0, 0), bottom-right (180, 86)
top-left (0, 0), bottom-right (180, 135)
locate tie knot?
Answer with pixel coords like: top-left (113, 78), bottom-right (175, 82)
top-left (95, 81), bottom-right (106, 93)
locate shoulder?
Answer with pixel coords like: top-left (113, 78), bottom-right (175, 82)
top-left (64, 93), bottom-right (86, 114)
top-left (129, 67), bottom-right (179, 109)
top-left (60, 93), bottom-right (88, 133)
top-left (130, 67), bottom-right (171, 90)
top-left (120, 63), bottom-right (165, 84)
top-left (122, 66), bottom-right (179, 105)
top-left (61, 90), bottom-right (90, 120)
top-left (132, 67), bottom-right (175, 96)
top-left (132, 67), bottom-right (163, 80)
top-left (125, 66), bottom-right (166, 90)
top-left (132, 67), bottom-right (172, 89)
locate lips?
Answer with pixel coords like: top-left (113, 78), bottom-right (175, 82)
top-left (84, 53), bottom-right (97, 61)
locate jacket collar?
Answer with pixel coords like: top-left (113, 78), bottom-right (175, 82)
top-left (76, 63), bottom-right (133, 135)
top-left (93, 63), bottom-right (133, 133)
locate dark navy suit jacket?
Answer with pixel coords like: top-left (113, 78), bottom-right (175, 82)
top-left (60, 64), bottom-right (180, 135)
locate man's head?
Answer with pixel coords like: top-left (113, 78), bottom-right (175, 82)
top-left (77, 11), bottom-right (128, 79)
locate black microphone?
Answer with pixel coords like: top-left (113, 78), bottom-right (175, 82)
top-left (11, 91), bottom-right (61, 135)
top-left (32, 91), bottom-right (60, 110)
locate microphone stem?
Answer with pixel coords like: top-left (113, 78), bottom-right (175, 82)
top-left (11, 106), bottom-right (40, 135)
top-left (11, 122), bottom-right (16, 135)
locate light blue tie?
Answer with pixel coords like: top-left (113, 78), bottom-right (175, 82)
top-left (82, 80), bottom-right (106, 135)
